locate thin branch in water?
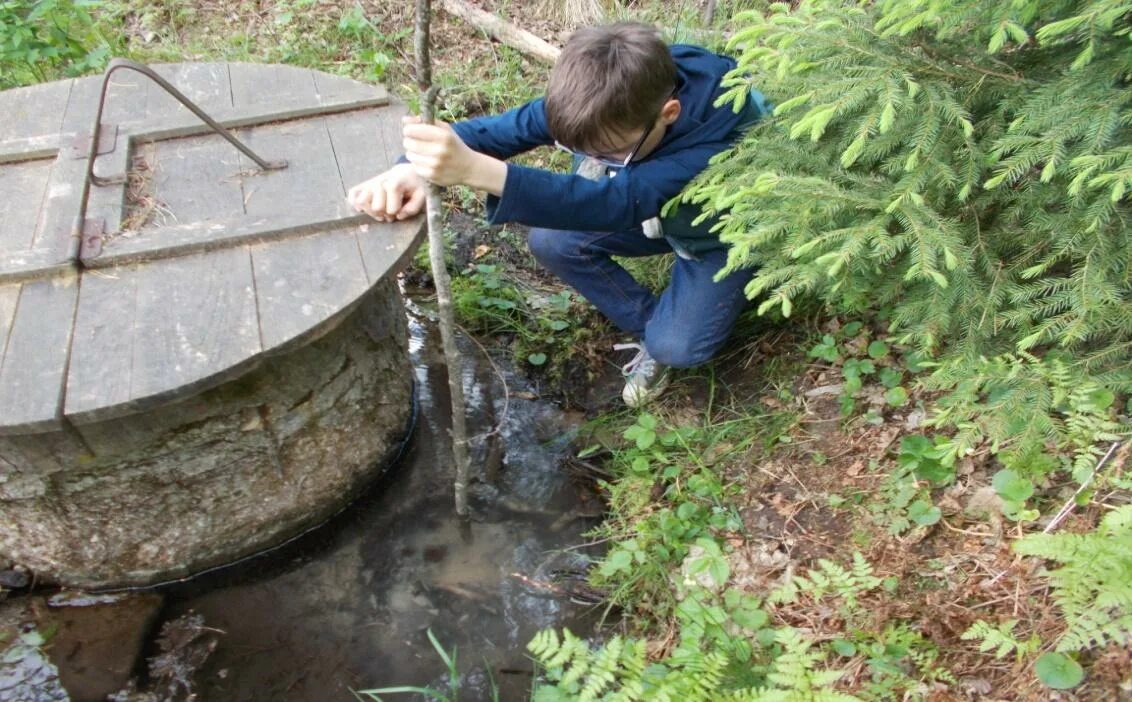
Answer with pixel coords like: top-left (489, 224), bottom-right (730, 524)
top-left (416, 0), bottom-right (471, 517)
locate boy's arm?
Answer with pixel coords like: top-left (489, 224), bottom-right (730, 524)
top-left (402, 120), bottom-right (507, 195)
top-left (484, 141), bottom-right (730, 232)
top-left (448, 99), bottom-right (553, 160)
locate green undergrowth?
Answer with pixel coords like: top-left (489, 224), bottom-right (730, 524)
top-left (5, 0), bottom-right (548, 126)
top-left (526, 312), bottom-right (1129, 699)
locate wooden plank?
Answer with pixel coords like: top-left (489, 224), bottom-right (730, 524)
top-left (0, 275), bottom-right (79, 434)
top-left (0, 283), bottom-right (18, 360)
top-left (229, 63), bottom-right (318, 108)
top-left (85, 135), bottom-right (130, 236)
top-left (128, 248), bottom-right (260, 405)
top-left (239, 119), bottom-right (344, 216)
top-left (61, 72), bottom-right (144, 136)
top-left (150, 135), bottom-right (245, 224)
top-left (0, 159), bottom-right (53, 256)
top-left (356, 218), bottom-right (427, 287)
top-left (0, 135), bottom-right (63, 164)
top-left (251, 230), bottom-right (370, 353)
top-left (59, 72), bottom-right (139, 216)
top-left (0, 251), bottom-right (72, 285)
top-left (324, 101), bottom-right (407, 191)
top-left (87, 206), bottom-right (363, 268)
top-left (0, 79), bottom-right (74, 142)
top-left (145, 63), bottom-right (232, 119)
top-left (125, 93), bottom-right (390, 144)
top-left (64, 267), bottom-right (137, 422)
top-left (313, 72), bottom-right (389, 105)
top-left (33, 155), bottom-right (92, 262)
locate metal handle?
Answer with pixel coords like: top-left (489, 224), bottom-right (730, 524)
top-left (85, 58), bottom-right (288, 187)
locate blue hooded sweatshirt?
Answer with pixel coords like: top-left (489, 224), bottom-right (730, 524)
top-left (448, 45), bottom-right (769, 255)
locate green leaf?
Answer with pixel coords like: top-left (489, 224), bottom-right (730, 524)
top-left (878, 367), bottom-right (902, 388)
top-left (576, 444), bottom-right (602, 459)
top-left (676, 502), bottom-right (699, 520)
top-left (527, 352), bottom-right (547, 366)
top-left (907, 500), bottom-right (941, 526)
top-left (600, 549), bottom-right (634, 576)
top-left (867, 340), bottom-right (889, 358)
top-left (992, 469), bottom-right (1034, 502)
top-left (831, 639), bottom-right (857, 657)
top-left (635, 431), bottom-right (656, 450)
top-left (732, 608), bottom-right (769, 631)
top-left (885, 386), bottom-right (909, 406)
top-left (915, 460), bottom-right (954, 486)
top-left (1035, 652), bottom-right (1084, 689)
top-left (1087, 389), bottom-right (1115, 410)
top-left (878, 102), bottom-right (896, 133)
top-left (548, 320), bottom-right (569, 331)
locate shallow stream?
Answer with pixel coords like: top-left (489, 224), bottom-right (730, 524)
top-left (2, 304), bottom-right (604, 701)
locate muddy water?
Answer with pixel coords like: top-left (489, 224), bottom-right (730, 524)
top-left (1, 305), bottom-right (604, 702)
top-left (153, 306), bottom-right (603, 701)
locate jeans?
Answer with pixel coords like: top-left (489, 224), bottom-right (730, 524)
top-left (528, 227), bottom-right (755, 369)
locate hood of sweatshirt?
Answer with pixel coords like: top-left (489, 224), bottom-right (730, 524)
top-left (649, 44), bottom-right (752, 159)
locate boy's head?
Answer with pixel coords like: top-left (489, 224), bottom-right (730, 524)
top-left (546, 22), bottom-right (679, 161)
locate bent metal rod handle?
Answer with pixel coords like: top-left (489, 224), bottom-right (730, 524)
top-left (84, 58), bottom-right (289, 188)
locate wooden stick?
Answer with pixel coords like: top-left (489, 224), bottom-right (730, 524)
top-left (438, 0), bottom-right (561, 64)
top-left (416, 0), bottom-right (471, 517)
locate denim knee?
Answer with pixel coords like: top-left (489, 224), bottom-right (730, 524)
top-left (644, 336), bottom-right (706, 369)
top-left (527, 227), bottom-right (571, 268)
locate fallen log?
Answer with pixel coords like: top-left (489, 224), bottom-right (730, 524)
top-left (438, 0), bottom-right (561, 64)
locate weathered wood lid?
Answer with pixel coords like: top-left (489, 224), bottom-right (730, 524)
top-left (0, 63), bottom-right (423, 433)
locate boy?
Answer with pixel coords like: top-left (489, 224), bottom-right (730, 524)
top-left (348, 22), bottom-right (768, 407)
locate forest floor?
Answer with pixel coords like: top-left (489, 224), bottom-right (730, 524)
top-left (10, 0), bottom-right (1130, 699)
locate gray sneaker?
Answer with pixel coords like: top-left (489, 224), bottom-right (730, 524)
top-left (614, 343), bottom-right (670, 408)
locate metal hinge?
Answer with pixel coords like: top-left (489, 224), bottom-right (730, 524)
top-left (79, 218), bottom-right (105, 262)
top-left (67, 124), bottom-right (118, 160)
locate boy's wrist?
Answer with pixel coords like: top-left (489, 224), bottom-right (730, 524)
top-left (463, 152), bottom-right (507, 197)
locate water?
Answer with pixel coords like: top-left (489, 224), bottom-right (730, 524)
top-left (150, 305), bottom-right (603, 701)
top-left (0, 305), bottom-right (604, 702)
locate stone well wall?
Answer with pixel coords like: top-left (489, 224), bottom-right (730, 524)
top-left (0, 280), bottom-right (413, 589)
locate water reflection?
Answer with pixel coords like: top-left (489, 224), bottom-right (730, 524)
top-left (151, 303), bottom-right (601, 701)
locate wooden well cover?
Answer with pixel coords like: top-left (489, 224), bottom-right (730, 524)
top-left (0, 63), bottom-right (423, 433)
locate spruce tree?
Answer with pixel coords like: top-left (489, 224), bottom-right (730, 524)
top-left (680, 0), bottom-right (1131, 461)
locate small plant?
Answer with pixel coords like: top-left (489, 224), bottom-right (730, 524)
top-left (960, 619), bottom-right (1040, 662)
top-left (928, 352), bottom-right (1127, 495)
top-left (867, 441), bottom-right (950, 534)
top-left (1014, 504), bottom-right (1132, 657)
top-left (1, 0), bottom-right (109, 87)
top-left (357, 629), bottom-right (497, 701)
top-left (769, 552), bottom-right (882, 613)
top-left (451, 261), bottom-right (586, 372)
top-left (805, 325), bottom-right (924, 417)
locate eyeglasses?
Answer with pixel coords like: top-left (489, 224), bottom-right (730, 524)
top-left (555, 90), bottom-right (675, 168)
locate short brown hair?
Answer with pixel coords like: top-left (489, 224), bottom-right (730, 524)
top-left (545, 22), bottom-right (677, 154)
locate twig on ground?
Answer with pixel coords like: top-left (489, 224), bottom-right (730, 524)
top-left (1043, 440), bottom-right (1123, 534)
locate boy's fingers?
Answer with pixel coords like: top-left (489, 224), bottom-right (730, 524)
top-left (382, 180), bottom-right (406, 218)
top-left (397, 188), bottom-right (426, 219)
top-left (402, 123), bottom-right (451, 143)
top-left (348, 186), bottom-right (371, 212)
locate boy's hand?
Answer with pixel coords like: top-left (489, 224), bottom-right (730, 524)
top-left (402, 116), bottom-right (506, 195)
top-left (347, 163), bottom-right (426, 222)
